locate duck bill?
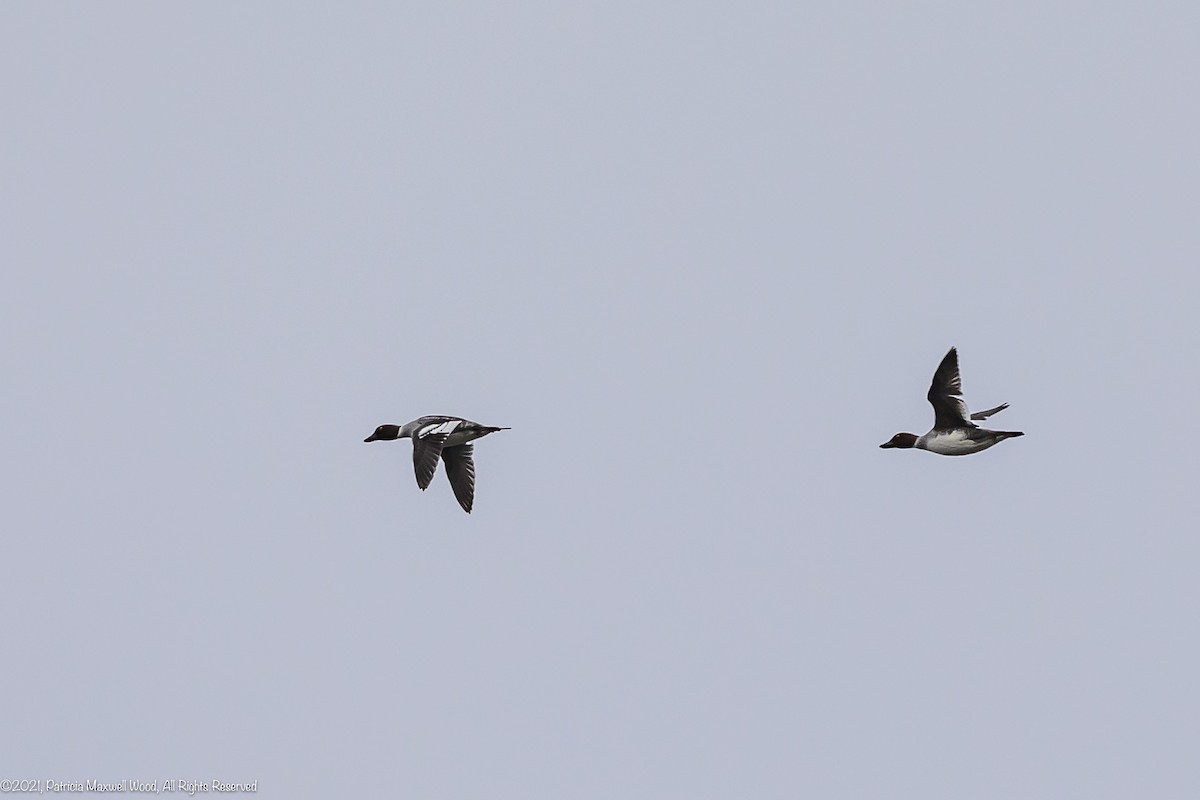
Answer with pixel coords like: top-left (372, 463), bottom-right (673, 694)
top-left (879, 441), bottom-right (896, 448)
top-left (364, 433), bottom-right (379, 442)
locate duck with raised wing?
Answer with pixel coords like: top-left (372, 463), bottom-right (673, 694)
top-left (880, 348), bottom-right (1023, 456)
top-left (365, 416), bottom-right (510, 512)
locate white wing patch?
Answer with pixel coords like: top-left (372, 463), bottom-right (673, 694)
top-left (417, 420), bottom-right (462, 438)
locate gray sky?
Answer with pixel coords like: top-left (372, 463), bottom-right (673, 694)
top-left (3, 3), bottom-right (1199, 798)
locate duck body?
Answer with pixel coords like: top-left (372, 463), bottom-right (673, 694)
top-left (913, 426), bottom-right (1022, 456)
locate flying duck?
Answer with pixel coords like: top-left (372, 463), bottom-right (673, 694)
top-left (365, 416), bottom-right (510, 512)
top-left (880, 348), bottom-right (1023, 456)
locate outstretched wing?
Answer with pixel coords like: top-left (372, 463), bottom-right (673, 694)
top-left (969, 403), bottom-right (1008, 420)
top-left (441, 444), bottom-right (476, 513)
top-left (411, 433), bottom-right (449, 490)
top-left (409, 418), bottom-right (469, 489)
top-left (928, 347), bottom-right (973, 430)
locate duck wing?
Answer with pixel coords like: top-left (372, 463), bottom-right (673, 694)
top-left (969, 403), bottom-right (1008, 420)
top-left (928, 347), bottom-right (974, 430)
top-left (441, 444), bottom-right (476, 513)
top-left (411, 433), bottom-right (449, 490)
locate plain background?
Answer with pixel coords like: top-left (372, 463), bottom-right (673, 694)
top-left (3, 3), bottom-right (1198, 797)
